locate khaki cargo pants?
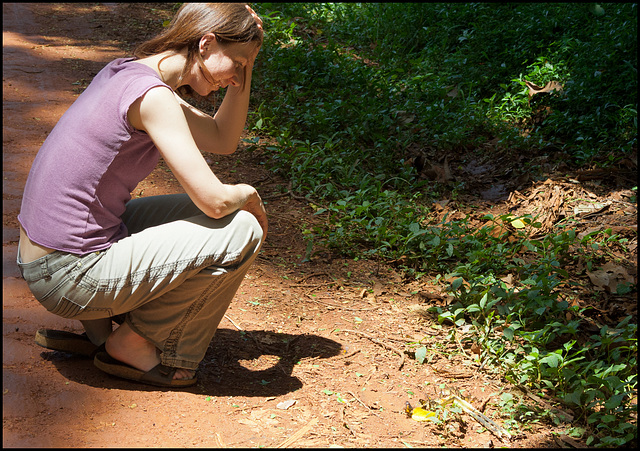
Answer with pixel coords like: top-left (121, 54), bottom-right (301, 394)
top-left (17, 194), bottom-right (264, 370)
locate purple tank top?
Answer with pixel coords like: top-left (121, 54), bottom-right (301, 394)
top-left (18, 58), bottom-right (171, 255)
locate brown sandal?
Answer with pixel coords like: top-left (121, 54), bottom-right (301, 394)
top-left (93, 351), bottom-right (197, 388)
top-left (35, 328), bottom-right (104, 357)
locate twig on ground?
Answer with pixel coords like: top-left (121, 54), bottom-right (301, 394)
top-left (516, 385), bottom-right (574, 422)
top-left (452, 328), bottom-right (477, 364)
top-left (304, 294), bottom-right (379, 311)
top-left (261, 191), bottom-right (289, 201)
top-left (443, 395), bottom-right (512, 442)
top-left (341, 329), bottom-right (405, 370)
top-left (283, 181), bottom-right (330, 210)
top-left (332, 349), bottom-right (361, 361)
top-left (295, 272), bottom-right (332, 284)
top-left (223, 314), bottom-right (265, 352)
top-left (362, 365), bottom-right (377, 387)
top-left (296, 282), bottom-right (337, 288)
top-left (215, 433), bottom-right (226, 447)
top-left (347, 390), bottom-right (380, 417)
top-left (556, 434), bottom-right (588, 449)
top-left (275, 418), bottom-right (319, 448)
top-left (224, 314), bottom-right (243, 331)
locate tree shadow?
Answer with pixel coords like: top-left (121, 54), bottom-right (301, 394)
top-left (46, 328), bottom-right (343, 396)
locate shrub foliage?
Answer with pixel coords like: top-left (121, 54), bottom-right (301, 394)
top-left (249, 3), bottom-right (637, 447)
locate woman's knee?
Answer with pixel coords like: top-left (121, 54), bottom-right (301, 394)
top-left (234, 210), bottom-right (264, 248)
top-left (189, 210), bottom-right (263, 263)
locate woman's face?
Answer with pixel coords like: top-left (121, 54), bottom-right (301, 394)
top-left (191, 35), bottom-right (259, 96)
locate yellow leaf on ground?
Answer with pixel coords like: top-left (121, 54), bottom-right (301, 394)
top-left (411, 407), bottom-right (439, 422)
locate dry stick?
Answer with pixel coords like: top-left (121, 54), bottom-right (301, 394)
top-left (275, 418), bottom-right (319, 448)
top-left (285, 181), bottom-right (331, 210)
top-left (447, 395), bottom-right (512, 442)
top-left (556, 434), bottom-right (589, 449)
top-left (341, 329), bottom-right (405, 370)
top-left (261, 191), bottom-right (289, 200)
top-left (296, 282), bottom-right (337, 288)
top-left (332, 349), bottom-right (361, 361)
top-left (362, 365), bottom-right (377, 387)
top-left (347, 391), bottom-right (371, 410)
top-left (223, 314), bottom-right (265, 352)
top-left (516, 385), bottom-right (574, 422)
top-left (452, 328), bottom-right (476, 364)
top-left (294, 272), bottom-right (332, 284)
top-left (347, 390), bottom-right (380, 417)
top-left (14, 68), bottom-right (45, 73)
top-left (304, 294), bottom-right (379, 311)
top-left (215, 433), bottom-right (226, 448)
top-left (223, 314), bottom-right (243, 331)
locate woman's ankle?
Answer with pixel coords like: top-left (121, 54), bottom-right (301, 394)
top-left (105, 322), bottom-right (159, 372)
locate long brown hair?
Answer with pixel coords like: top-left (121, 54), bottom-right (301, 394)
top-left (134, 3), bottom-right (263, 91)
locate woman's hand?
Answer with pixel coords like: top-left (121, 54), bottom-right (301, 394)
top-left (246, 4), bottom-right (263, 32)
top-left (238, 184), bottom-right (268, 237)
top-left (244, 4), bottom-right (263, 67)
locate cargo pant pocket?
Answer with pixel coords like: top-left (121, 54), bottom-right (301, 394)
top-left (46, 295), bottom-right (86, 319)
top-left (45, 294), bottom-right (113, 320)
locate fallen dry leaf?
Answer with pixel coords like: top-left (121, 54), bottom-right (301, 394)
top-left (586, 262), bottom-right (634, 293)
top-left (277, 399), bottom-right (297, 410)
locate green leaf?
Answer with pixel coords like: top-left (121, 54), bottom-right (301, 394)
top-left (564, 390), bottom-right (582, 406)
top-left (479, 292), bottom-right (488, 309)
top-left (616, 282), bottom-right (633, 295)
top-left (446, 242), bottom-right (454, 257)
top-left (336, 393), bottom-right (348, 403)
top-left (415, 346), bottom-right (427, 364)
top-left (604, 394), bottom-right (625, 410)
top-left (511, 218), bottom-right (526, 229)
top-left (590, 4), bottom-right (605, 16)
top-left (467, 304), bottom-right (481, 313)
top-left (438, 311), bottom-right (454, 324)
top-left (503, 327), bottom-right (514, 341)
top-left (540, 353), bottom-right (562, 368)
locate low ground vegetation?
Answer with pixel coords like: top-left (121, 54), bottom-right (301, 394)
top-left (243, 3), bottom-right (637, 447)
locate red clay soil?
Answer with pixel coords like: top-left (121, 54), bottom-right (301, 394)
top-left (3, 3), bottom-right (636, 448)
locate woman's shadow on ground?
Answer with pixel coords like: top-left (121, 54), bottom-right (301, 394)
top-left (46, 328), bottom-right (343, 395)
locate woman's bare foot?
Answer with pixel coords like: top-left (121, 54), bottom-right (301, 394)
top-left (105, 323), bottom-right (194, 381)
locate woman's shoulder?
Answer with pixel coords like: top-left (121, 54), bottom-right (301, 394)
top-left (93, 58), bottom-right (170, 97)
top-left (103, 57), bottom-right (158, 78)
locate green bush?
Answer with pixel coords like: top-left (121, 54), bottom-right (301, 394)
top-left (251, 3), bottom-right (637, 446)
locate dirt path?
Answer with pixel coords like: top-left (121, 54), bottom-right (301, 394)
top-left (4, 3), bottom-right (634, 448)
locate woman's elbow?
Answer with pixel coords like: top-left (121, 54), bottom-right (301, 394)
top-left (202, 142), bottom-right (238, 155)
top-left (219, 144), bottom-right (238, 155)
top-left (204, 204), bottom-right (230, 219)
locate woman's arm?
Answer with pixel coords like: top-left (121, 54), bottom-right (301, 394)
top-left (173, 4), bottom-right (263, 155)
top-left (176, 44), bottom-right (259, 155)
top-left (174, 80), bottom-right (251, 155)
top-left (128, 86), bottom-right (268, 234)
